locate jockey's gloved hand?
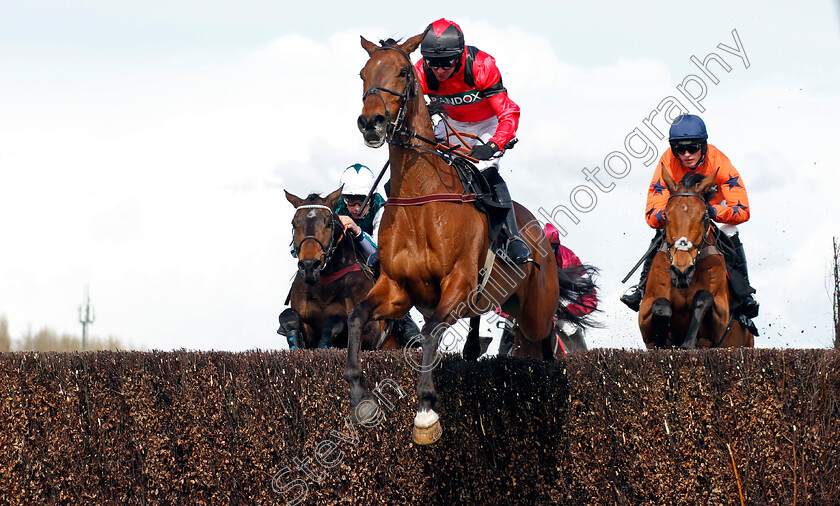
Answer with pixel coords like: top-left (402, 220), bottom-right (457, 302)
top-left (468, 141), bottom-right (499, 161)
top-left (427, 102), bottom-right (446, 117)
top-left (706, 202), bottom-right (717, 219)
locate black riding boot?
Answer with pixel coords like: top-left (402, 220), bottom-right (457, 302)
top-left (481, 167), bottom-right (530, 264)
top-left (722, 232), bottom-right (759, 319)
top-left (620, 231), bottom-right (661, 312)
top-left (399, 313), bottom-right (421, 348)
top-left (366, 250), bottom-right (380, 279)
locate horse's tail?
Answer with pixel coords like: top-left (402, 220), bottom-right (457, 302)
top-left (556, 264), bottom-right (600, 329)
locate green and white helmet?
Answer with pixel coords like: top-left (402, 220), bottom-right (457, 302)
top-left (340, 163), bottom-right (375, 197)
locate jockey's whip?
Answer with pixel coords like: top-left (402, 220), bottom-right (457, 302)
top-left (360, 159), bottom-right (390, 211)
top-left (621, 234), bottom-right (664, 283)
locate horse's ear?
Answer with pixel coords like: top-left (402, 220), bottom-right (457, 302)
top-left (401, 33), bottom-right (425, 55)
top-left (325, 186), bottom-right (343, 208)
top-left (285, 190), bottom-right (303, 208)
top-left (660, 162), bottom-right (678, 194)
top-left (361, 36), bottom-right (379, 56)
top-left (696, 169), bottom-right (719, 195)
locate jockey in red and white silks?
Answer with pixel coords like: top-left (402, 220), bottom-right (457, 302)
top-left (414, 20), bottom-right (519, 170)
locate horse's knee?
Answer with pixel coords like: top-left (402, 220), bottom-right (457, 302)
top-left (278, 308), bottom-right (303, 349)
top-left (651, 298), bottom-right (672, 319)
top-left (692, 290), bottom-right (714, 310)
top-left (278, 308), bottom-right (301, 333)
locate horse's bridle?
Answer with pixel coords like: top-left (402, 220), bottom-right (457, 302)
top-left (361, 46), bottom-right (416, 139)
top-left (663, 192), bottom-right (714, 267)
top-left (291, 204), bottom-right (341, 270)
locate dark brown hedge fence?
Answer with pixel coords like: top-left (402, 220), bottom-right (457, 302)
top-left (0, 348), bottom-right (837, 504)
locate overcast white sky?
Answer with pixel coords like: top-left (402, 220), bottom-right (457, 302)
top-left (1, 1), bottom-right (838, 351)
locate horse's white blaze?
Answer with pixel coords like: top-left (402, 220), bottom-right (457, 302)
top-left (307, 210), bottom-right (318, 219)
top-left (414, 409), bottom-right (439, 428)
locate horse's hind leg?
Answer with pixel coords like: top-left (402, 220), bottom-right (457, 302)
top-left (277, 308), bottom-right (304, 349)
top-left (462, 316), bottom-right (482, 361)
top-left (682, 290), bottom-right (714, 350)
top-left (509, 267), bottom-right (560, 356)
top-left (318, 315), bottom-right (346, 348)
top-left (542, 333), bottom-right (558, 360)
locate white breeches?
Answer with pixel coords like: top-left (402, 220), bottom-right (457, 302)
top-left (433, 116), bottom-right (501, 171)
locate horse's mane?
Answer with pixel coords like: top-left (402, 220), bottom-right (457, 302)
top-left (679, 172), bottom-right (718, 201)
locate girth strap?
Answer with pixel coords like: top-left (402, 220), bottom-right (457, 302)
top-left (386, 193), bottom-right (478, 206)
top-left (317, 264), bottom-right (362, 284)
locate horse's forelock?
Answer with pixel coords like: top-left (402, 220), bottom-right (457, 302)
top-left (678, 172), bottom-right (719, 201)
top-left (379, 37), bottom-right (403, 48)
top-left (304, 193), bottom-right (325, 204)
top-left (679, 172), bottom-right (706, 190)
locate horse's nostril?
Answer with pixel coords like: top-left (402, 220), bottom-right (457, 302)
top-left (298, 259), bottom-right (321, 272)
top-left (371, 114), bottom-right (386, 129)
top-left (357, 115), bottom-right (368, 132)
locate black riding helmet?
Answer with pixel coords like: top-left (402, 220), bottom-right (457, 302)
top-left (421, 19), bottom-right (465, 70)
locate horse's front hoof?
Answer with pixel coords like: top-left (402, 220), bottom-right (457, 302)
top-left (680, 341), bottom-right (697, 350)
top-left (412, 410), bottom-right (442, 445)
top-left (350, 398), bottom-right (382, 426)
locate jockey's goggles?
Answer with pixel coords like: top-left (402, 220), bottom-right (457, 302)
top-left (426, 56), bottom-right (460, 69)
top-left (670, 141), bottom-right (703, 155)
top-left (342, 196), bottom-right (367, 207)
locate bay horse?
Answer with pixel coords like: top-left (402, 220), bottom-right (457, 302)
top-left (281, 187), bottom-right (400, 350)
top-left (499, 260), bottom-right (599, 358)
top-left (346, 34), bottom-right (561, 444)
top-left (639, 165), bottom-right (755, 349)
top-left (505, 285), bottom-right (598, 358)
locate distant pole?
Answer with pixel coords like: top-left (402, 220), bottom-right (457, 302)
top-left (78, 284), bottom-right (95, 351)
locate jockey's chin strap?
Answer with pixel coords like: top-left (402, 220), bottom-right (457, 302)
top-left (290, 204), bottom-right (343, 270)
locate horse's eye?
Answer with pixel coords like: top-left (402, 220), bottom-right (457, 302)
top-left (399, 68), bottom-right (409, 78)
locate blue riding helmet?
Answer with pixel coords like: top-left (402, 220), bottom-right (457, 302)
top-left (669, 114), bottom-right (708, 141)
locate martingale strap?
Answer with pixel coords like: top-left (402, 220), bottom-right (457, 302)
top-left (386, 193), bottom-right (478, 206)
top-left (317, 264), bottom-right (362, 284)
